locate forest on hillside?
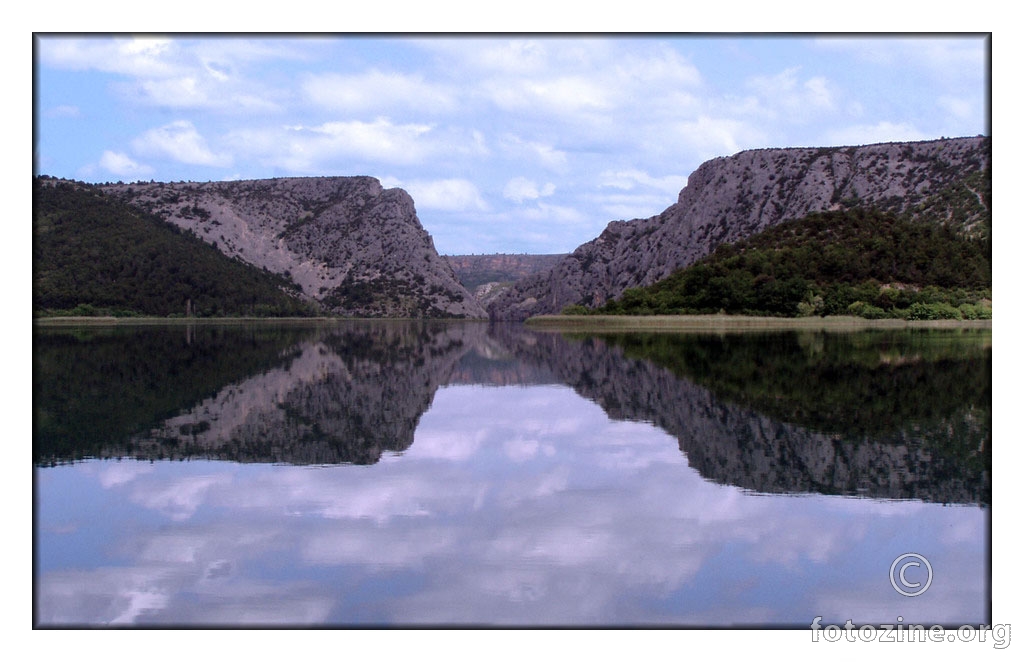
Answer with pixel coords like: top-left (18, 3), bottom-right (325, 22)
top-left (34, 179), bottom-right (318, 318)
top-left (585, 208), bottom-right (991, 320)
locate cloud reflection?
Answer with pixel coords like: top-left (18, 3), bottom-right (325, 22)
top-left (35, 384), bottom-right (987, 626)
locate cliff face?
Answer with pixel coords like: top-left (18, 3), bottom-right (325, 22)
top-left (102, 177), bottom-right (486, 318)
top-left (489, 136), bottom-right (991, 320)
top-left (445, 253), bottom-right (567, 307)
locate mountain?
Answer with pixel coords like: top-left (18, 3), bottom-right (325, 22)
top-left (595, 207), bottom-right (991, 319)
top-left (488, 136), bottom-right (991, 320)
top-left (34, 178), bottom-right (317, 318)
top-left (100, 176), bottom-right (486, 318)
top-left (445, 253), bottom-right (567, 307)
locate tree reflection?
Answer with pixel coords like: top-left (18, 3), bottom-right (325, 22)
top-left (35, 322), bottom-right (991, 504)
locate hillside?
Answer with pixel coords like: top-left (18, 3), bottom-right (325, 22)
top-left (593, 208), bottom-right (991, 319)
top-left (445, 253), bottom-right (566, 306)
top-left (489, 136), bottom-right (991, 320)
top-left (34, 179), bottom-right (317, 318)
top-left (101, 176), bottom-right (486, 319)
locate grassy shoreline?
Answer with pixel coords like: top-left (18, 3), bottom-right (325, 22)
top-left (525, 314), bottom-right (993, 332)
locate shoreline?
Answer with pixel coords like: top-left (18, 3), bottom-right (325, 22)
top-left (32, 314), bottom-right (994, 332)
top-left (524, 314), bottom-right (993, 332)
top-left (32, 316), bottom-right (490, 327)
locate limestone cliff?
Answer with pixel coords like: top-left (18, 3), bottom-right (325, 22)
top-left (489, 136), bottom-right (991, 320)
top-left (445, 253), bottom-right (567, 307)
top-left (102, 177), bottom-right (486, 318)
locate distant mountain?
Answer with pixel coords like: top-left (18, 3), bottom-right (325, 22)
top-left (34, 178), bottom-right (317, 318)
top-left (100, 176), bottom-right (486, 318)
top-left (489, 136), bottom-right (991, 320)
top-left (445, 253), bottom-right (567, 306)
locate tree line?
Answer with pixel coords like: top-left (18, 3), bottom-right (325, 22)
top-left (581, 208), bottom-right (991, 320)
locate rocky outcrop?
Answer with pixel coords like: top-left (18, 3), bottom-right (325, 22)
top-left (102, 177), bottom-right (486, 318)
top-left (445, 253), bottom-right (567, 308)
top-left (445, 253), bottom-right (567, 289)
top-left (489, 136), bottom-right (991, 320)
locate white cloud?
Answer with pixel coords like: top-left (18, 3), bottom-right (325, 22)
top-left (814, 36), bottom-right (987, 77)
top-left (747, 67), bottom-right (838, 118)
top-left (228, 118), bottom-right (440, 171)
top-left (612, 44), bottom-right (702, 88)
top-left (302, 70), bottom-right (455, 114)
top-left (520, 202), bottom-right (586, 224)
top-left (598, 169), bottom-right (685, 195)
top-left (451, 39), bottom-right (552, 74)
top-left (39, 36), bottom-right (287, 115)
top-left (138, 76), bottom-right (205, 106)
top-left (400, 178), bottom-right (489, 212)
top-left (824, 121), bottom-right (931, 147)
top-left (421, 38), bottom-right (608, 77)
top-left (485, 75), bottom-right (613, 116)
top-left (132, 120), bottom-right (231, 167)
top-left (597, 193), bottom-right (678, 222)
top-left (97, 150), bottom-right (154, 178)
top-left (938, 95), bottom-right (977, 121)
top-left (119, 74), bottom-right (283, 114)
top-left (37, 36), bottom-right (180, 77)
top-left (503, 177), bottom-right (555, 203)
top-left (669, 115), bottom-right (756, 159)
top-left (595, 170), bottom-right (687, 219)
top-left (499, 136), bottom-right (569, 172)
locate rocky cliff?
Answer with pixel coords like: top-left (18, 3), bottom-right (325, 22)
top-left (489, 136), bottom-right (991, 320)
top-left (102, 177), bottom-right (486, 318)
top-left (445, 253), bottom-right (567, 307)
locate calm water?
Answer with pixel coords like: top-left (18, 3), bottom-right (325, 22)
top-left (33, 321), bottom-right (991, 626)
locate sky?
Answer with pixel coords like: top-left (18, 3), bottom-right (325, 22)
top-left (33, 34), bottom-right (990, 255)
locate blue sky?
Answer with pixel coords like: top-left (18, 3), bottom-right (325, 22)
top-left (34, 34), bottom-right (989, 255)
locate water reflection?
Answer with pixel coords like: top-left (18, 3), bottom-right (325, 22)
top-left (33, 321), bottom-right (991, 626)
top-left (35, 322), bottom-right (990, 504)
top-left (499, 327), bottom-right (991, 505)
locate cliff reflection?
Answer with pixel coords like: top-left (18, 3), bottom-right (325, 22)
top-left (35, 321), bottom-right (482, 465)
top-left (34, 322), bottom-right (990, 503)
top-left (497, 326), bottom-right (990, 505)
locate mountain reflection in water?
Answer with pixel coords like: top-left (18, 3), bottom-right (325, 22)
top-left (35, 321), bottom-right (990, 505)
top-left (34, 321), bottom-right (990, 626)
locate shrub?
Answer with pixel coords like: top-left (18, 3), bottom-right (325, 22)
top-left (847, 301), bottom-right (887, 319)
top-left (904, 301), bottom-right (963, 320)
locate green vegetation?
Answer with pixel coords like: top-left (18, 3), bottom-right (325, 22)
top-left (592, 329), bottom-right (991, 503)
top-left (34, 324), bottom-right (318, 464)
top-left (34, 179), bottom-right (318, 318)
top-left (530, 313), bottom-right (989, 332)
top-left (592, 208), bottom-right (991, 320)
top-left (322, 274), bottom-right (467, 318)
